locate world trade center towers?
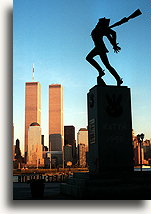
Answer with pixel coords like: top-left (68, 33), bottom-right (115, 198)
top-left (24, 82), bottom-right (41, 162)
top-left (49, 84), bottom-right (64, 168)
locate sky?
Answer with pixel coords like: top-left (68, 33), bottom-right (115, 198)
top-left (13, 0), bottom-right (150, 154)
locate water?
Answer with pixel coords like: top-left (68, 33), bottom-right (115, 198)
top-left (13, 168), bottom-right (151, 182)
top-left (134, 168), bottom-right (151, 171)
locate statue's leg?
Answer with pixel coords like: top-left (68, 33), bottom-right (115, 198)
top-left (100, 53), bottom-right (123, 86)
top-left (86, 48), bottom-right (105, 77)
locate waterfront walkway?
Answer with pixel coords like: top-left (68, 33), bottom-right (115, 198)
top-left (13, 182), bottom-right (73, 200)
top-left (13, 171), bottom-right (151, 200)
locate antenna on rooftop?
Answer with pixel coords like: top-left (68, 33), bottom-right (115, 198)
top-left (32, 64), bottom-right (35, 82)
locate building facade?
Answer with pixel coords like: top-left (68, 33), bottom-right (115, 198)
top-left (64, 144), bottom-right (73, 167)
top-left (24, 82), bottom-right (41, 162)
top-left (49, 84), bottom-right (64, 168)
top-left (13, 139), bottom-right (23, 169)
top-left (64, 125), bottom-right (77, 165)
top-left (78, 143), bottom-right (87, 167)
top-left (77, 128), bottom-right (88, 167)
top-left (133, 132), bottom-right (150, 166)
top-left (64, 126), bottom-right (75, 146)
top-left (27, 122), bottom-right (44, 168)
top-left (77, 128), bottom-right (88, 151)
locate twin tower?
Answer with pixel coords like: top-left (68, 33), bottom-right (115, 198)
top-left (24, 82), bottom-right (64, 166)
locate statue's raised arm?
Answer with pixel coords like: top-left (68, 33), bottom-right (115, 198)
top-left (86, 9), bottom-right (142, 86)
top-left (109, 9), bottom-right (142, 29)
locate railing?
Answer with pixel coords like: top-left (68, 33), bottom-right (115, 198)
top-left (15, 173), bottom-right (71, 183)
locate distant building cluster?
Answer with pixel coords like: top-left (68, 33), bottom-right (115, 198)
top-left (13, 78), bottom-right (151, 170)
top-left (132, 130), bottom-right (151, 166)
top-left (13, 80), bottom-right (88, 169)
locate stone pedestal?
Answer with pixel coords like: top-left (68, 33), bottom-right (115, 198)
top-left (60, 85), bottom-right (151, 200)
top-left (60, 171), bottom-right (151, 199)
top-left (87, 85), bottom-right (133, 175)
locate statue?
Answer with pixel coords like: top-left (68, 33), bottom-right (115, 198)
top-left (86, 9), bottom-right (142, 86)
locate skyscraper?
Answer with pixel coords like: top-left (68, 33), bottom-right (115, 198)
top-left (64, 144), bottom-right (73, 167)
top-left (77, 128), bottom-right (88, 150)
top-left (64, 126), bottom-right (75, 146)
top-left (27, 122), bottom-right (44, 168)
top-left (24, 82), bottom-right (41, 162)
top-left (77, 128), bottom-right (88, 167)
top-left (49, 84), bottom-right (64, 168)
top-left (64, 125), bottom-right (77, 165)
top-left (14, 139), bottom-right (22, 169)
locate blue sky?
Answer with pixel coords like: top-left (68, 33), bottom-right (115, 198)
top-left (13, 0), bottom-right (150, 153)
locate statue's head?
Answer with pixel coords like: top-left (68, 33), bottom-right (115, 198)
top-left (98, 18), bottom-right (110, 27)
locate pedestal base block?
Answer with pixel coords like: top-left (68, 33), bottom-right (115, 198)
top-left (87, 85), bottom-right (133, 175)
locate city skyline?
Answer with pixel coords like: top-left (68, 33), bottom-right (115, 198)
top-left (13, 0), bottom-right (151, 154)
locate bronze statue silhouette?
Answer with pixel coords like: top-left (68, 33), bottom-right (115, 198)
top-left (86, 9), bottom-right (142, 86)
